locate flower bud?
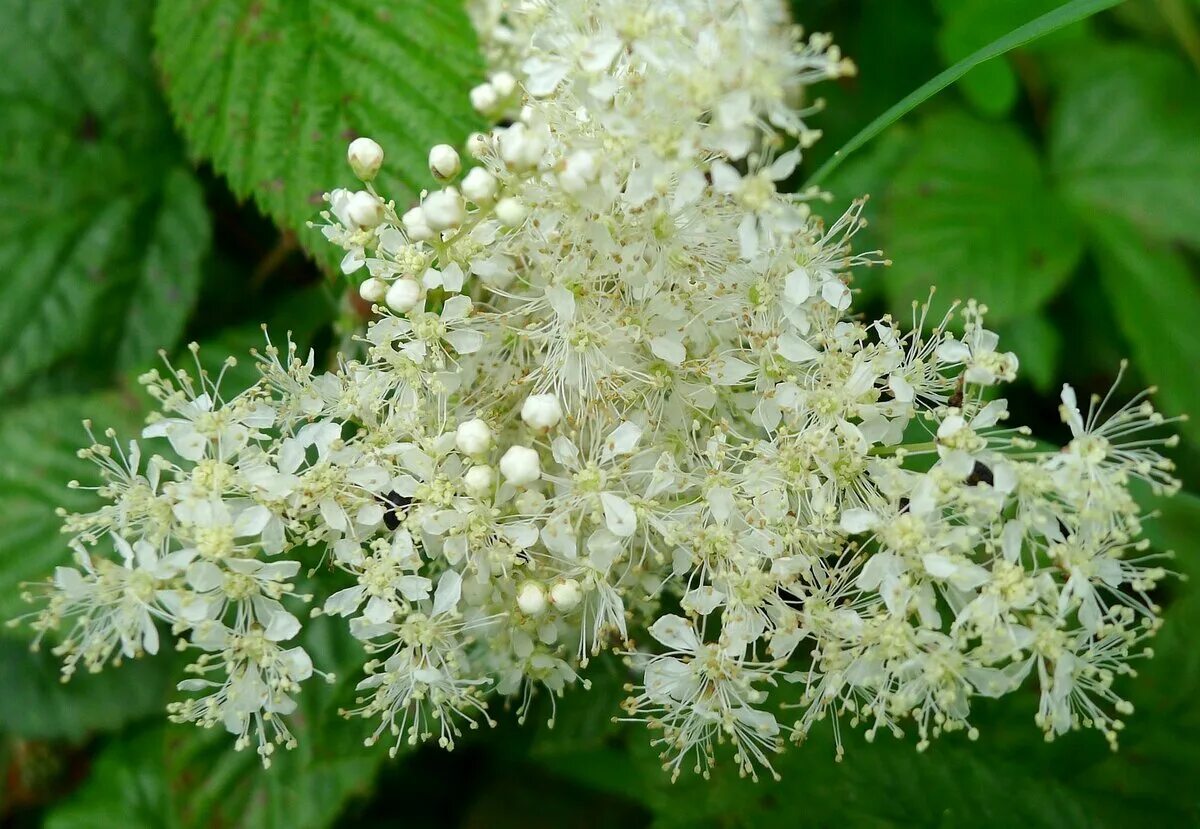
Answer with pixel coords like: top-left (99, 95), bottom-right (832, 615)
top-left (462, 168), bottom-right (498, 205)
top-left (423, 188), bottom-right (465, 232)
top-left (402, 206), bottom-right (434, 241)
top-left (521, 394), bottom-right (562, 430)
top-left (470, 82), bottom-right (499, 113)
top-left (428, 144), bottom-right (462, 182)
top-left (456, 418), bottom-right (493, 456)
top-left (358, 277), bottom-right (388, 304)
top-left (495, 197), bottom-right (528, 227)
top-left (517, 582), bottom-right (547, 616)
top-left (463, 464), bottom-right (495, 496)
top-left (499, 445), bottom-right (541, 485)
top-left (385, 277), bottom-right (422, 313)
top-left (491, 71), bottom-right (517, 97)
top-left (549, 579), bottom-right (582, 612)
top-left (347, 190), bottom-right (384, 229)
top-left (347, 137), bottom-right (384, 181)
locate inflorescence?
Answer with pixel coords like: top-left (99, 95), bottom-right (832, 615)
top-left (17, 0), bottom-right (1182, 779)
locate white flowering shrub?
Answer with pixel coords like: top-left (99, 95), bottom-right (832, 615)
top-left (19, 0), bottom-right (1182, 782)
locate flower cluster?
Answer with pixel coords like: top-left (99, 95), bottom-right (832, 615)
top-left (20, 0), bottom-right (1180, 780)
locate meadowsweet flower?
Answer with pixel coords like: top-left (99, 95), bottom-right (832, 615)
top-left (20, 0), bottom-right (1180, 779)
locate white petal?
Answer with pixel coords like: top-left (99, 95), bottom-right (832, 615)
top-left (433, 569), bottom-right (462, 616)
top-left (650, 336), bottom-right (686, 366)
top-left (601, 421), bottom-right (643, 461)
top-left (648, 614), bottom-right (700, 653)
top-left (600, 492), bottom-right (637, 537)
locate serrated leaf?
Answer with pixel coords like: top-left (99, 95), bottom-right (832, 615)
top-left (882, 110), bottom-right (1084, 324)
top-left (1087, 217), bottom-right (1200, 449)
top-left (0, 0), bottom-right (210, 396)
top-left (1050, 46), bottom-right (1200, 249)
top-left (154, 0), bottom-right (485, 269)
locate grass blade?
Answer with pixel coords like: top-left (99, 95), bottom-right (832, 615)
top-left (806, 0), bottom-right (1125, 187)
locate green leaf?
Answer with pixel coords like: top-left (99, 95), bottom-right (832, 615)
top-left (43, 729), bottom-right (178, 829)
top-left (1087, 216), bottom-right (1200, 448)
top-left (43, 617), bottom-right (388, 829)
top-left (0, 393), bottom-right (142, 625)
top-left (154, 0), bottom-right (485, 268)
top-left (0, 0), bottom-right (211, 397)
top-left (0, 640), bottom-right (174, 742)
top-left (882, 110), bottom-right (1084, 324)
top-left (1050, 46), bottom-right (1200, 248)
top-left (807, 0), bottom-right (1123, 187)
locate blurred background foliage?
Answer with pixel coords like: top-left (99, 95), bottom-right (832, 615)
top-left (1, 0), bottom-right (1198, 826)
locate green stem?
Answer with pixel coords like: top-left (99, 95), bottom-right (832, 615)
top-left (869, 441), bottom-right (937, 457)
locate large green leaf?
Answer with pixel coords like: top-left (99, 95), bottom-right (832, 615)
top-left (154, 0), bottom-right (485, 268)
top-left (0, 0), bottom-right (210, 397)
top-left (882, 110), bottom-right (1084, 323)
top-left (44, 617), bottom-right (388, 829)
top-left (1088, 217), bottom-right (1200, 448)
top-left (1050, 46), bottom-right (1200, 248)
top-left (0, 640), bottom-right (175, 742)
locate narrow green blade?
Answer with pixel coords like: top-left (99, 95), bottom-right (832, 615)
top-left (806, 0), bottom-right (1125, 187)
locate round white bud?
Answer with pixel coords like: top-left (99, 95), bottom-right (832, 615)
top-left (347, 190), bottom-right (384, 228)
top-left (347, 137), bottom-right (384, 181)
top-left (495, 197), bottom-right (528, 227)
top-left (422, 188), bottom-right (465, 232)
top-left (521, 394), bottom-right (562, 430)
top-left (358, 277), bottom-right (388, 304)
top-left (499, 445), bottom-right (541, 485)
top-left (401, 206), bottom-right (434, 241)
top-left (385, 277), bottom-right (422, 313)
top-left (463, 464), bottom-right (495, 497)
top-left (428, 144), bottom-right (462, 182)
top-left (517, 582), bottom-right (547, 616)
top-left (549, 579), bottom-right (582, 612)
top-left (462, 168), bottom-right (498, 205)
top-left (470, 82), bottom-right (499, 113)
top-left (455, 418), bottom-right (493, 457)
top-left (491, 71), bottom-right (517, 97)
